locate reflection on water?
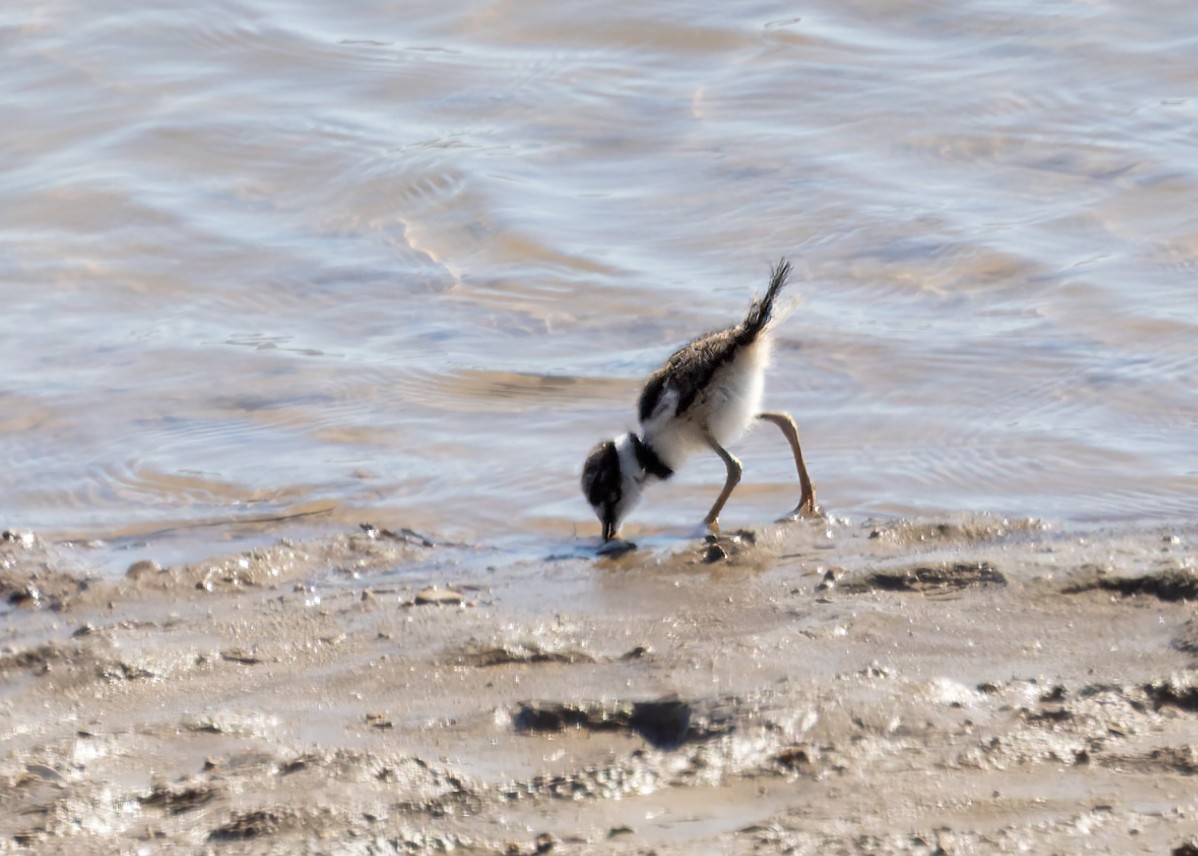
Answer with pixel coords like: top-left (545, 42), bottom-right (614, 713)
top-left (2, 0), bottom-right (1196, 567)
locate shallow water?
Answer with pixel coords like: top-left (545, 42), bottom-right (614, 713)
top-left (3, 0), bottom-right (1196, 566)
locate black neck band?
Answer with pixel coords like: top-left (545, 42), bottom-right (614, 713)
top-left (632, 434), bottom-right (674, 480)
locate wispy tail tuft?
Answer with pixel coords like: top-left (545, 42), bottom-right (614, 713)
top-left (741, 257), bottom-right (792, 340)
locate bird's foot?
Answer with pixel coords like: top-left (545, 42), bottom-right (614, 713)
top-left (776, 495), bottom-right (823, 523)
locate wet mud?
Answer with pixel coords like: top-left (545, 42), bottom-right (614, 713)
top-left (2, 515), bottom-right (1197, 853)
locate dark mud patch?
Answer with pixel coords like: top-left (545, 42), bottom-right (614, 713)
top-left (514, 698), bottom-right (732, 748)
top-left (1173, 619), bottom-right (1198, 655)
top-left (1063, 566), bottom-right (1198, 602)
top-left (1145, 675), bottom-right (1198, 712)
top-left (208, 808), bottom-right (300, 841)
top-left (1099, 745), bottom-right (1198, 776)
top-left (140, 779), bottom-right (225, 815)
top-left (596, 538), bottom-right (637, 558)
top-left (840, 561), bottom-right (1005, 594)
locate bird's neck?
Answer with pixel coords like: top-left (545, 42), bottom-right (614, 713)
top-left (631, 433), bottom-right (674, 481)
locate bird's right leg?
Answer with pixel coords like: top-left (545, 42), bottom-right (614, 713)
top-left (757, 411), bottom-right (818, 518)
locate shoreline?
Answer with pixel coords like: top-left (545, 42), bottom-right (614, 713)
top-left (2, 515), bottom-right (1197, 853)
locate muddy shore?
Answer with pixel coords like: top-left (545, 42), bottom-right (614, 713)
top-left (2, 516), bottom-right (1197, 854)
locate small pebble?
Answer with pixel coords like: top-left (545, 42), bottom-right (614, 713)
top-left (703, 543), bottom-right (729, 563)
top-left (126, 559), bottom-right (162, 580)
top-left (8, 584), bottom-right (40, 606)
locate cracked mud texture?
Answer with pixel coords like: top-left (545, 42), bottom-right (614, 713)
top-left (2, 515), bottom-right (1197, 853)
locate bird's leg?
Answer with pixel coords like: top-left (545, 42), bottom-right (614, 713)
top-left (703, 435), bottom-right (743, 535)
top-left (757, 411), bottom-right (817, 518)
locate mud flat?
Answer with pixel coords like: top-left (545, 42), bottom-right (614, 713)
top-left (2, 516), bottom-right (1197, 854)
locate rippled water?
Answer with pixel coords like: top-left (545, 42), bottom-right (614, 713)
top-left (3, 0), bottom-right (1196, 565)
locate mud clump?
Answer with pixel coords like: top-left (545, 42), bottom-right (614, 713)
top-left (0, 642), bottom-right (72, 674)
top-left (1146, 746), bottom-right (1198, 776)
top-left (0, 641), bottom-right (151, 692)
top-left (456, 641), bottom-right (595, 667)
top-left (696, 530), bottom-right (757, 564)
top-left (841, 562), bottom-right (1005, 594)
top-left (866, 515), bottom-right (1044, 545)
top-left (414, 586), bottom-right (465, 606)
top-left (0, 565), bottom-right (97, 611)
top-left (140, 780), bottom-right (224, 815)
top-left (208, 808), bottom-right (298, 840)
top-left (773, 744), bottom-right (818, 772)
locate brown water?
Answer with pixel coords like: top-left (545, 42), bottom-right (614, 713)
top-left (3, 0), bottom-right (1196, 568)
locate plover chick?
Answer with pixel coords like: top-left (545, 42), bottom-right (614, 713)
top-left (582, 258), bottom-right (817, 542)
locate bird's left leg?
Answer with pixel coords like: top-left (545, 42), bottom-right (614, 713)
top-left (702, 434), bottom-right (743, 535)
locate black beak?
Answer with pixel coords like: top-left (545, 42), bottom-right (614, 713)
top-left (602, 519), bottom-right (617, 541)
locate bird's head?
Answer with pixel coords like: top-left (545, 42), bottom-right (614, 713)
top-left (580, 433), bottom-right (645, 541)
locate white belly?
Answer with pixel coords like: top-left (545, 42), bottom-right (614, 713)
top-left (703, 338), bottom-right (768, 444)
top-left (643, 337), bottom-right (770, 470)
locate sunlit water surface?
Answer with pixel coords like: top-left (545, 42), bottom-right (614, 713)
top-left (3, 0), bottom-right (1196, 570)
